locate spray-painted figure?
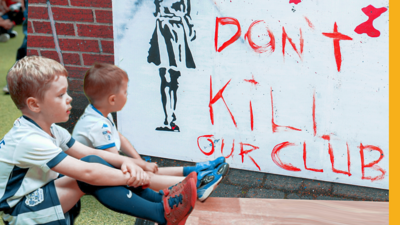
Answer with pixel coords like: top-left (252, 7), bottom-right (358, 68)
top-left (147, 0), bottom-right (196, 132)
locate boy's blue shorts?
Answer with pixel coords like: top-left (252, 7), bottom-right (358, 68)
top-left (2, 180), bottom-right (74, 225)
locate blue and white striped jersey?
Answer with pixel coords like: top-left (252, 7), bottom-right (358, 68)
top-left (0, 116), bottom-right (75, 212)
top-left (72, 104), bottom-right (121, 151)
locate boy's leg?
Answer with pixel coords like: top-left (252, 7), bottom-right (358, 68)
top-left (55, 176), bottom-right (167, 224)
top-left (155, 156), bottom-right (226, 177)
top-left (69, 155), bottom-right (195, 224)
top-left (54, 176), bottom-right (85, 213)
top-left (148, 172), bottom-right (185, 191)
top-left (156, 167), bottom-right (184, 176)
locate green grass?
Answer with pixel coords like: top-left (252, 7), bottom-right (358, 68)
top-left (0, 26), bottom-right (136, 224)
top-left (0, 25), bottom-right (23, 138)
top-left (74, 195), bottom-right (137, 224)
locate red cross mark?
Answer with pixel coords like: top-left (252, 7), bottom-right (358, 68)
top-left (354, 5), bottom-right (388, 38)
top-left (244, 75), bottom-right (259, 87)
top-left (322, 22), bottom-right (353, 72)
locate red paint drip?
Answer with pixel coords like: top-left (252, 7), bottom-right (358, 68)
top-left (328, 143), bottom-right (351, 176)
top-left (354, 5), bottom-right (387, 38)
top-left (360, 143), bottom-right (386, 181)
top-left (215, 17), bottom-right (242, 52)
top-left (209, 76), bottom-right (237, 127)
top-left (244, 20), bottom-right (276, 54)
top-left (322, 22), bottom-right (353, 72)
top-left (220, 139), bottom-right (224, 154)
top-left (239, 142), bottom-right (260, 170)
top-left (282, 27), bottom-right (304, 61)
top-left (271, 142), bottom-right (301, 171)
top-left (303, 142), bottom-right (323, 172)
top-left (312, 91), bottom-right (317, 136)
top-left (197, 135), bottom-right (215, 156)
top-left (209, 76), bottom-right (214, 124)
top-left (250, 101), bottom-right (254, 131)
top-left (304, 16), bottom-right (315, 30)
top-left (244, 75), bottom-right (260, 86)
top-left (270, 87), bottom-right (302, 133)
top-left (289, 0), bottom-right (301, 4)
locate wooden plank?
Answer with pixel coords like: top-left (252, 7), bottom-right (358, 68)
top-left (186, 198), bottom-right (388, 225)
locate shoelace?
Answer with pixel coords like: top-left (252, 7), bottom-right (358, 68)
top-left (168, 194), bottom-right (183, 209)
top-left (168, 182), bottom-right (181, 190)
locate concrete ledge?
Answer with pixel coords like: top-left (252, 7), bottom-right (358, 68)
top-left (187, 197), bottom-right (388, 225)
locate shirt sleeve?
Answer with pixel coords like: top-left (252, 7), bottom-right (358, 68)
top-left (54, 124), bottom-right (75, 151)
top-left (89, 121), bottom-right (116, 150)
top-left (15, 133), bottom-right (68, 170)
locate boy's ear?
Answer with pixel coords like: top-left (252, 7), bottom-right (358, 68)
top-left (108, 94), bottom-right (116, 105)
top-left (26, 97), bottom-right (41, 113)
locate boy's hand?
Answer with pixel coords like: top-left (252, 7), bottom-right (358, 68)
top-left (121, 160), bottom-right (150, 187)
top-left (143, 161), bottom-right (158, 173)
top-left (0, 19), bottom-right (13, 30)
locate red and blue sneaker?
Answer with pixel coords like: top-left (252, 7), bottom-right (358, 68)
top-left (195, 156), bottom-right (226, 172)
top-left (162, 176), bottom-right (197, 225)
top-left (161, 172), bottom-right (197, 197)
top-left (196, 162), bottom-right (229, 202)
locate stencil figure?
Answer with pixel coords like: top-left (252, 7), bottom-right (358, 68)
top-left (148, 0), bottom-right (196, 132)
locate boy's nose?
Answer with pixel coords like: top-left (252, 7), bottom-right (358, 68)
top-left (66, 93), bottom-right (73, 103)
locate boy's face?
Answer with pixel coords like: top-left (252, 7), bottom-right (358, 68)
top-left (38, 75), bottom-right (72, 123)
top-left (114, 79), bottom-right (128, 112)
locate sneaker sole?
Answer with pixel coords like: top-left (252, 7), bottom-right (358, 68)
top-left (198, 176), bottom-right (223, 202)
top-left (198, 163), bottom-right (229, 202)
top-left (178, 206), bottom-right (194, 225)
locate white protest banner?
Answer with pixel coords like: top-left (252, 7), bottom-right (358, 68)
top-left (113, 0), bottom-right (389, 189)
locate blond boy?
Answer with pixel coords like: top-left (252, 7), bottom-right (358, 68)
top-left (72, 62), bottom-right (229, 201)
top-left (0, 56), bottom-right (198, 225)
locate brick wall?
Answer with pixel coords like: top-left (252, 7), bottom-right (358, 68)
top-left (27, 0), bottom-right (114, 131)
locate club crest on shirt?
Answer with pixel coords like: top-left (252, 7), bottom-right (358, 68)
top-left (25, 188), bottom-right (44, 207)
top-left (102, 130), bottom-right (112, 141)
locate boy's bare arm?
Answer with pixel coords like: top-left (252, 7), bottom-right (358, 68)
top-left (1, 0), bottom-right (9, 12)
top-left (119, 132), bottom-right (158, 173)
top-left (51, 155), bottom-right (149, 187)
top-left (119, 132), bottom-right (141, 159)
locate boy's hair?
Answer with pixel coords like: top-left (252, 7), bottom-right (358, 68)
top-left (7, 56), bottom-right (68, 110)
top-left (84, 62), bottom-right (128, 104)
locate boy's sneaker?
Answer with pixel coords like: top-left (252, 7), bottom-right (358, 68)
top-left (0, 33), bottom-right (10, 42)
top-left (163, 177), bottom-right (197, 225)
top-left (195, 156), bottom-right (226, 172)
top-left (161, 172), bottom-right (197, 197)
top-left (2, 86), bottom-right (9, 94)
top-left (197, 162), bottom-right (229, 202)
top-left (9, 30), bottom-right (18, 38)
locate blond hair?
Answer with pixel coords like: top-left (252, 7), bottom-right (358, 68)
top-left (84, 62), bottom-right (128, 104)
top-left (7, 56), bottom-right (68, 110)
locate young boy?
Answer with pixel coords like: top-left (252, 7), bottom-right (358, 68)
top-left (0, 56), bottom-right (197, 225)
top-left (72, 62), bottom-right (229, 201)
